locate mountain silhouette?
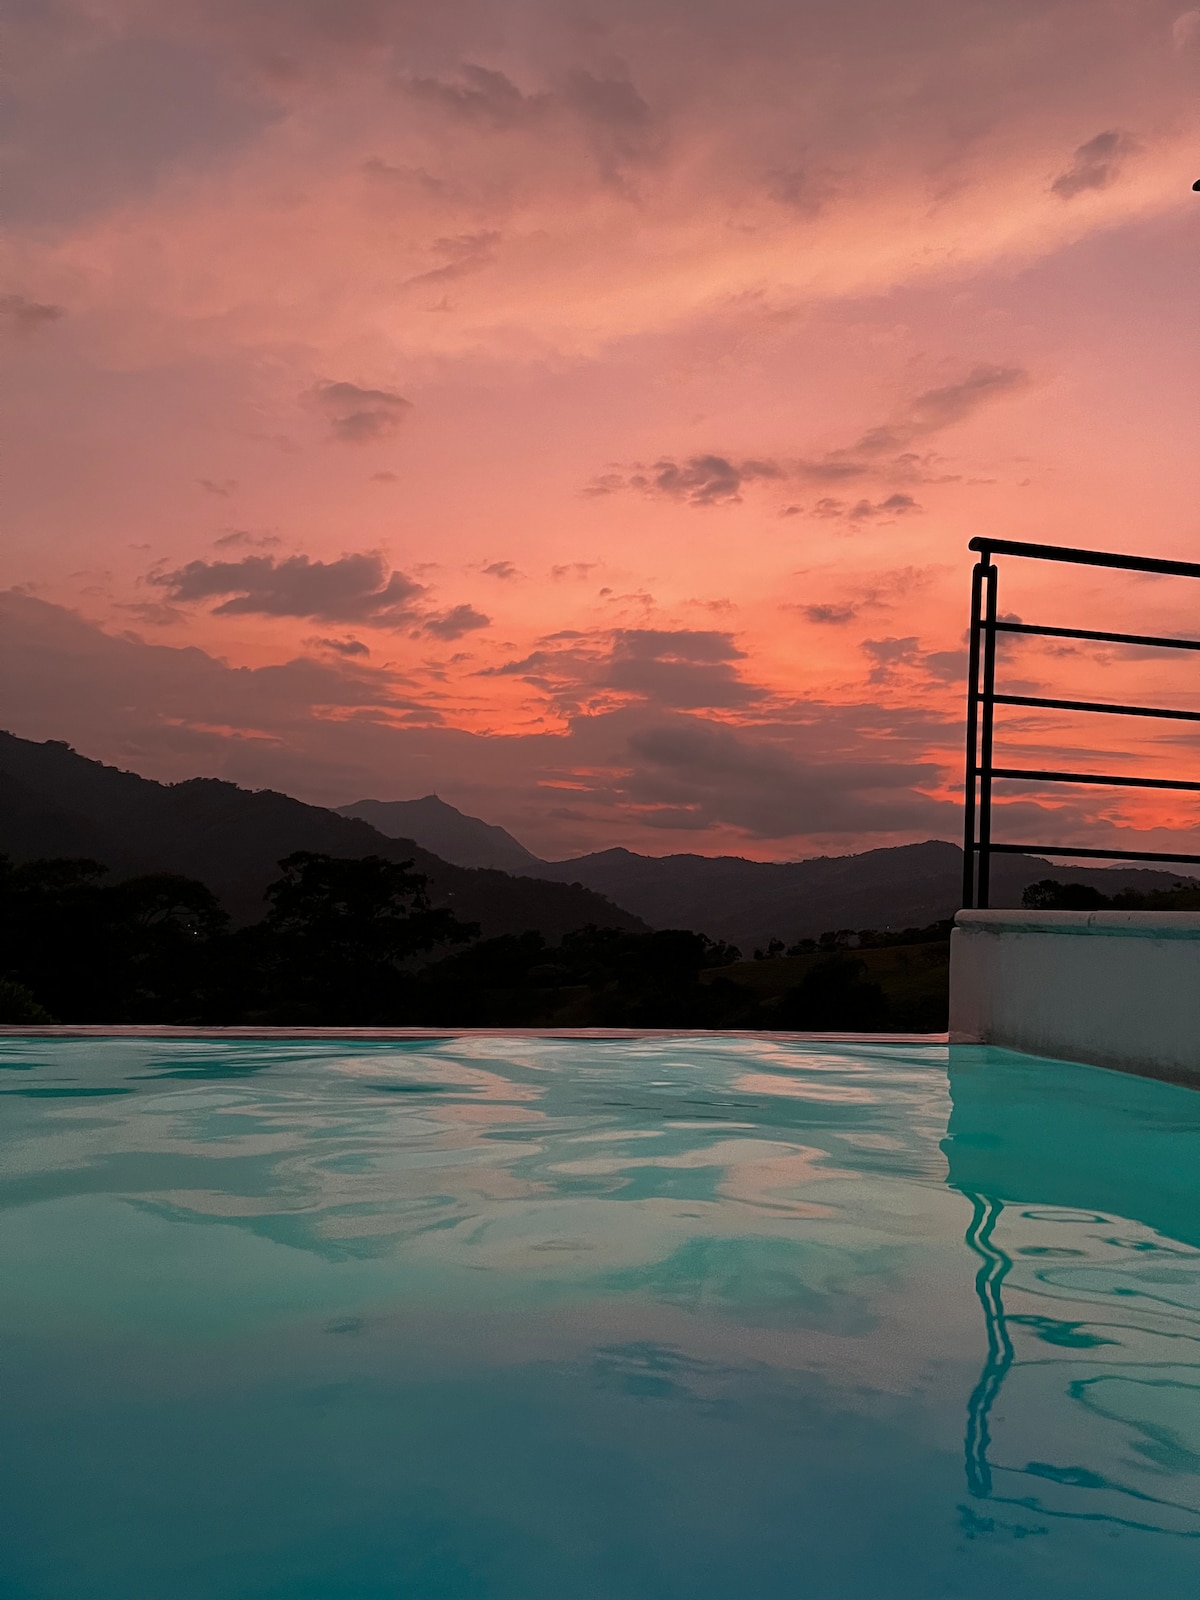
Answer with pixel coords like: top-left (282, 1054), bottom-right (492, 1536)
top-left (4, 729), bottom-right (1195, 951)
top-left (337, 795), bottom-right (542, 874)
top-left (0, 732), bottom-right (644, 939)
top-left (530, 841), bottom-right (1199, 949)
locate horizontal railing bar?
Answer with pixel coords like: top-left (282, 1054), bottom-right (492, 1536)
top-left (991, 620), bottom-right (1200, 652)
top-left (972, 841), bottom-right (1200, 866)
top-left (992, 692), bottom-right (1200, 723)
top-left (969, 537), bottom-right (1200, 579)
top-left (991, 767), bottom-right (1200, 792)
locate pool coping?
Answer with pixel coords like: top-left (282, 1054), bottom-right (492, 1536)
top-left (0, 1026), bottom-right (948, 1044)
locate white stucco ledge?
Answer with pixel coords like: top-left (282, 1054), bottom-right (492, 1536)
top-left (949, 909), bottom-right (1200, 1085)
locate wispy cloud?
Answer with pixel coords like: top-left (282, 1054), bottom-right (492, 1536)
top-left (801, 603), bottom-right (858, 624)
top-left (1051, 131), bottom-right (1137, 200)
top-left (304, 635), bottom-right (371, 658)
top-left (586, 454), bottom-right (784, 506)
top-left (405, 231), bottom-right (501, 287)
top-left (802, 492), bottom-right (923, 522)
top-left (0, 293), bottom-right (63, 332)
top-left (591, 365), bottom-right (1028, 508)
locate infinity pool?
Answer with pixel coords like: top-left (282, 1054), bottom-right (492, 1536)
top-left (1, 1035), bottom-right (1198, 1598)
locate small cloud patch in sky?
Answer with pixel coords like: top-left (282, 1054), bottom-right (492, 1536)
top-left (312, 381), bottom-right (412, 442)
top-left (767, 165), bottom-right (838, 216)
top-left (422, 604), bottom-right (490, 640)
top-left (849, 493), bottom-right (922, 521)
top-left (861, 635), bottom-right (921, 683)
top-left (803, 493), bottom-right (922, 522)
top-left (923, 649), bottom-right (969, 683)
top-left (0, 293), bottom-right (63, 331)
top-left (213, 530), bottom-right (280, 549)
top-left (591, 454), bottom-right (783, 506)
top-left (405, 63), bottom-right (657, 176)
top-left (406, 64), bottom-right (549, 129)
top-left (406, 230), bottom-right (501, 287)
top-left (1051, 131), bottom-right (1136, 199)
top-left (304, 635), bottom-right (371, 658)
top-left (801, 603), bottom-right (858, 624)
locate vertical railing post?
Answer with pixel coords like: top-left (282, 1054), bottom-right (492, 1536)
top-left (976, 559), bottom-right (999, 908)
top-left (962, 559), bottom-right (986, 908)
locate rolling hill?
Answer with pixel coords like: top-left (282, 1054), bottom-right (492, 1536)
top-left (0, 732), bottom-right (645, 940)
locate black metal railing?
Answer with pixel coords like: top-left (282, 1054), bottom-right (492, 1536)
top-left (963, 537), bottom-right (1200, 907)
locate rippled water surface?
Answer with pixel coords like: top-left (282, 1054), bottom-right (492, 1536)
top-left (1, 1034), bottom-right (1199, 1599)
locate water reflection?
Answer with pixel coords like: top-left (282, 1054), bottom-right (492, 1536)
top-left (946, 1049), bottom-right (1200, 1538)
top-left (3, 1036), bottom-right (1200, 1597)
top-left (962, 1191), bottom-right (1012, 1499)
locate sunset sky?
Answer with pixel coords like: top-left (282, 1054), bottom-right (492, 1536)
top-left (3, 0), bottom-right (1200, 861)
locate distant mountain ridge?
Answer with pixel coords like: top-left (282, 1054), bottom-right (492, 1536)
top-left (329, 794), bottom-right (1200, 945)
top-left (3, 730), bottom-right (1195, 954)
top-left (0, 732), bottom-right (645, 940)
top-left (532, 841), bottom-right (1200, 948)
top-left (337, 795), bottom-right (542, 874)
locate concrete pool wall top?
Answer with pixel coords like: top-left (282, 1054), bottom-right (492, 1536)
top-left (950, 909), bottom-right (1200, 1085)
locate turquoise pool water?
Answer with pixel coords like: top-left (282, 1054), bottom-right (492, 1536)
top-left (1, 1035), bottom-right (1199, 1598)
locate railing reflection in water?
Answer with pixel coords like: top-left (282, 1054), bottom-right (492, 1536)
top-left (947, 1052), bottom-right (1200, 1540)
top-left (958, 1190), bottom-right (1200, 1535)
top-left (947, 1049), bottom-right (1200, 1536)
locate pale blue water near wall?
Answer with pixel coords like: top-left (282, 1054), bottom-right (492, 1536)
top-left (1, 1035), bottom-right (1198, 1599)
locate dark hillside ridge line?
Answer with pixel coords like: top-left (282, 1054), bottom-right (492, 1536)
top-left (0, 732), bottom-right (645, 939)
top-left (326, 789), bottom-right (1200, 947)
top-left (337, 795), bottom-right (542, 874)
top-left (3, 730), bottom-right (1194, 951)
top-left (327, 793), bottom-right (1200, 948)
top-left (530, 840), bottom-right (1200, 948)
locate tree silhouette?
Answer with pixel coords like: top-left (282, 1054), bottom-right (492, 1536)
top-left (246, 852), bottom-right (477, 1023)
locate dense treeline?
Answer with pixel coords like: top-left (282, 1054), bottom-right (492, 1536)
top-left (1022, 878), bottom-right (1200, 911)
top-left (0, 853), bottom-right (949, 1030)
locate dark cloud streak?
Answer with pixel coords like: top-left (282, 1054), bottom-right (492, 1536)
top-left (1051, 130), bottom-right (1135, 199)
top-left (484, 626), bottom-right (761, 712)
top-left (422, 604), bottom-right (490, 640)
top-left (0, 293), bottom-right (64, 331)
top-left (152, 552), bottom-right (428, 624)
top-left (591, 364), bottom-right (1028, 507)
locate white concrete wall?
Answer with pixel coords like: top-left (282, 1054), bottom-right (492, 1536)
top-left (950, 910), bottom-right (1200, 1082)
